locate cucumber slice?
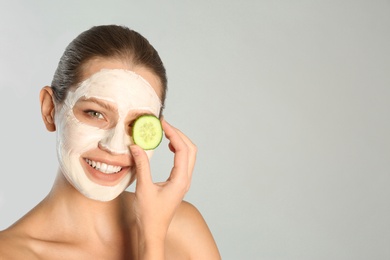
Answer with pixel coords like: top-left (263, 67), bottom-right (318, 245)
top-left (131, 115), bottom-right (163, 150)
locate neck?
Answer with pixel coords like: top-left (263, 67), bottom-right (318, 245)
top-left (39, 170), bottom-right (135, 244)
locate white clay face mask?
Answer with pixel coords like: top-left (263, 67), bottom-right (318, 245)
top-left (55, 69), bottom-right (162, 201)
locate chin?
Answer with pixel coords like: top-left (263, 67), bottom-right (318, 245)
top-left (60, 156), bottom-right (134, 202)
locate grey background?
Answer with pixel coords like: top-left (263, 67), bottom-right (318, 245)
top-left (1, 1), bottom-right (389, 259)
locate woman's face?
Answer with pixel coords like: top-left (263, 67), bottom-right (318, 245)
top-left (54, 59), bottom-right (163, 201)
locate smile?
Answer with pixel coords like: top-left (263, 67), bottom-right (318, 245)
top-left (85, 159), bottom-right (122, 174)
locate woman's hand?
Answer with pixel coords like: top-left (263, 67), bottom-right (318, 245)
top-left (130, 119), bottom-right (197, 259)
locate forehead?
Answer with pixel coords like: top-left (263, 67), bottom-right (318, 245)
top-left (68, 69), bottom-right (162, 116)
top-left (80, 58), bottom-right (163, 101)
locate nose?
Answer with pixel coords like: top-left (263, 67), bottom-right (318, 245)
top-left (98, 124), bottom-right (132, 154)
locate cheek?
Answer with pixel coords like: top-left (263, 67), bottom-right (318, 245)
top-left (59, 111), bottom-right (106, 154)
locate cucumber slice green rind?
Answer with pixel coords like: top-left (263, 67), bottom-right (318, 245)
top-left (132, 115), bottom-right (163, 150)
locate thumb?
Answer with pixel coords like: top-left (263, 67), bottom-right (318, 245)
top-left (130, 145), bottom-right (152, 186)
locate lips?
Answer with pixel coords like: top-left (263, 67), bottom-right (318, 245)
top-left (82, 157), bottom-right (130, 186)
top-left (85, 158), bottom-right (122, 174)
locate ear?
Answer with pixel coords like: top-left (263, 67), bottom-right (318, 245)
top-left (40, 86), bottom-right (56, 132)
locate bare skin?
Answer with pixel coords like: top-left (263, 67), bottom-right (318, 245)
top-left (0, 59), bottom-right (221, 259)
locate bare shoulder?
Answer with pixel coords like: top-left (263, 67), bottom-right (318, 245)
top-left (121, 192), bottom-right (221, 259)
top-left (0, 228), bottom-right (37, 260)
top-left (166, 201), bottom-right (221, 260)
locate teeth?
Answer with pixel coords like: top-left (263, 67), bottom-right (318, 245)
top-left (85, 159), bottom-right (122, 174)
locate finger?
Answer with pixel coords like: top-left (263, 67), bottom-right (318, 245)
top-left (162, 120), bottom-right (197, 192)
top-left (173, 129), bottom-right (197, 175)
top-left (168, 142), bottom-right (175, 153)
top-left (173, 129), bottom-right (197, 190)
top-left (130, 144), bottom-right (153, 187)
top-left (161, 120), bottom-right (189, 183)
top-left (162, 119), bottom-right (185, 152)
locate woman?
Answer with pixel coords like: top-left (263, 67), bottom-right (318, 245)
top-left (0, 25), bottom-right (221, 259)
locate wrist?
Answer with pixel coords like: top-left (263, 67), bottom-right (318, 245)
top-left (137, 226), bottom-right (166, 260)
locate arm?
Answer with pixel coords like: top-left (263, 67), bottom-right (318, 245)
top-left (130, 119), bottom-right (196, 260)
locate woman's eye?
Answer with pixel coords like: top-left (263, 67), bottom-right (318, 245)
top-left (86, 110), bottom-right (104, 119)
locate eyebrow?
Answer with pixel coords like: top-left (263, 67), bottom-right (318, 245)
top-left (132, 111), bottom-right (154, 118)
top-left (81, 97), bottom-right (117, 111)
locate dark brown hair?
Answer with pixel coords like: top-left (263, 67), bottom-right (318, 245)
top-left (51, 24), bottom-right (167, 109)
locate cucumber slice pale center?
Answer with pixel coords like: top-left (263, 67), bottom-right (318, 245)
top-left (131, 115), bottom-right (163, 150)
